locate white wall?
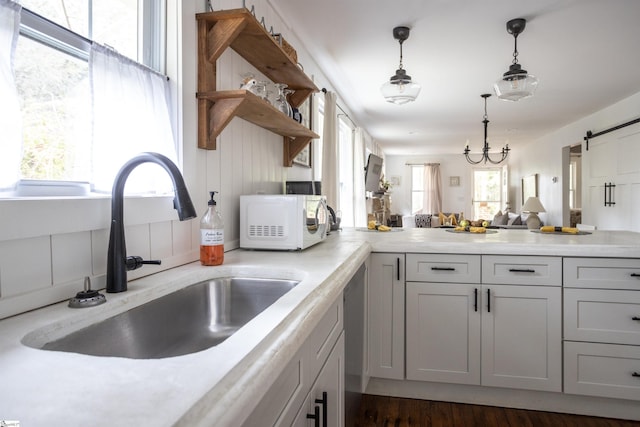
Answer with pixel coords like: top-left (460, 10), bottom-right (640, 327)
top-left (384, 154), bottom-right (471, 217)
top-left (384, 92), bottom-right (640, 228)
top-left (509, 91), bottom-right (640, 227)
top-left (0, 0), bottom-right (357, 319)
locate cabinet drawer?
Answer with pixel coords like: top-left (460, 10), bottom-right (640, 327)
top-left (482, 255), bottom-right (561, 286)
top-left (406, 254), bottom-right (481, 283)
top-left (306, 297), bottom-right (343, 382)
top-left (564, 258), bottom-right (640, 289)
top-left (564, 288), bottom-right (640, 345)
top-left (243, 345), bottom-right (307, 427)
top-left (564, 341), bottom-right (640, 401)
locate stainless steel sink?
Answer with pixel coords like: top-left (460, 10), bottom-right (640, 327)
top-left (41, 277), bottom-right (299, 359)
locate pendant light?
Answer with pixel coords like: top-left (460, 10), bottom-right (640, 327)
top-left (463, 94), bottom-right (510, 164)
top-left (381, 26), bottom-right (421, 105)
top-left (494, 18), bottom-right (538, 102)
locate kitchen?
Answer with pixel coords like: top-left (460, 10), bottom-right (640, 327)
top-left (1, 0), bottom-right (640, 426)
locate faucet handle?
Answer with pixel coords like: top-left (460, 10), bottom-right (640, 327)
top-left (126, 256), bottom-right (162, 271)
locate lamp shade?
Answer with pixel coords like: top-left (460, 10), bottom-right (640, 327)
top-left (494, 72), bottom-right (538, 101)
top-left (522, 196), bottom-right (545, 213)
top-left (381, 72), bottom-right (421, 105)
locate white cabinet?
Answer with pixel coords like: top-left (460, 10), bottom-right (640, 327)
top-left (293, 334), bottom-right (345, 427)
top-left (481, 284), bottom-right (561, 391)
top-left (563, 257), bottom-right (640, 401)
top-left (406, 282), bottom-right (480, 384)
top-left (406, 254), bottom-right (562, 393)
top-left (368, 253), bottom-right (405, 379)
top-left (243, 297), bottom-right (343, 426)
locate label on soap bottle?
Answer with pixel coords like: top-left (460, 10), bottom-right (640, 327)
top-left (201, 229), bottom-right (224, 246)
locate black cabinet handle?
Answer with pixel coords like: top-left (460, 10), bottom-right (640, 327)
top-left (306, 405), bottom-right (320, 427)
top-left (632, 372), bottom-right (640, 378)
top-left (487, 288), bottom-right (491, 313)
top-left (431, 266), bottom-right (456, 271)
top-left (396, 258), bottom-right (400, 281)
top-left (315, 391), bottom-right (328, 427)
top-left (508, 268), bottom-right (535, 273)
top-left (631, 273), bottom-right (640, 278)
top-left (632, 316), bottom-right (640, 321)
top-left (474, 288), bottom-right (478, 312)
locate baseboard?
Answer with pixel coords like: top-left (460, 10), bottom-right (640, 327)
top-left (365, 378), bottom-right (640, 421)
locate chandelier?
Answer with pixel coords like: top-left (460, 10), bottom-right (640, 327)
top-left (380, 26), bottom-right (421, 105)
top-left (463, 94), bottom-right (510, 165)
top-left (494, 18), bottom-right (538, 102)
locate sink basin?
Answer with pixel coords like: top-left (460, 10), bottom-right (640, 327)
top-left (40, 277), bottom-right (299, 359)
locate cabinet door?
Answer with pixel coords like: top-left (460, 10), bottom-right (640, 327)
top-left (368, 253), bottom-right (405, 379)
top-left (406, 283), bottom-right (481, 384)
top-left (481, 285), bottom-right (562, 392)
top-left (293, 333), bottom-right (345, 427)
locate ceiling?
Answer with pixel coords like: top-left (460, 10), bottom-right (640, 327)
top-left (269, 0), bottom-right (640, 156)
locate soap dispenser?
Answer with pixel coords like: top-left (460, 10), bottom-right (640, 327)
top-left (200, 191), bottom-right (224, 266)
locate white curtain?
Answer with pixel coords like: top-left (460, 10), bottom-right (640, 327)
top-left (0, 0), bottom-right (22, 190)
top-left (90, 43), bottom-right (177, 194)
top-left (422, 164), bottom-right (442, 214)
top-left (353, 127), bottom-right (367, 227)
top-left (321, 91), bottom-right (339, 210)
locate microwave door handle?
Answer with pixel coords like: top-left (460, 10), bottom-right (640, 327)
top-left (317, 200), bottom-right (328, 235)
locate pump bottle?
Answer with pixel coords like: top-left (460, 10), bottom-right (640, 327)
top-left (200, 191), bottom-right (224, 266)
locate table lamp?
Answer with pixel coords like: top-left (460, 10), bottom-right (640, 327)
top-left (522, 196), bottom-right (545, 229)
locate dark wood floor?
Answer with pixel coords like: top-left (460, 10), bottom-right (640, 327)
top-left (353, 394), bottom-right (640, 427)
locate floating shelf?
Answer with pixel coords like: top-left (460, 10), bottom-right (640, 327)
top-left (196, 8), bottom-right (319, 165)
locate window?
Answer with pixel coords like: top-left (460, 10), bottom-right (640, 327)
top-left (472, 168), bottom-right (503, 219)
top-left (6, 0), bottom-right (167, 194)
top-left (411, 165), bottom-right (424, 214)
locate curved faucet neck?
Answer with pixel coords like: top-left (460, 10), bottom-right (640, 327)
top-left (107, 152), bottom-right (196, 293)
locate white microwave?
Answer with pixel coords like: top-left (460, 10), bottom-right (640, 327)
top-left (240, 194), bottom-right (328, 250)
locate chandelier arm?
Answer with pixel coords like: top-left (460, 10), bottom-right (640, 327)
top-left (464, 153), bottom-right (488, 165)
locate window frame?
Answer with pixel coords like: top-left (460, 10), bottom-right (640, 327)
top-left (0, 0), bottom-right (184, 244)
top-left (471, 166), bottom-right (505, 220)
top-left (9, 1), bottom-right (168, 198)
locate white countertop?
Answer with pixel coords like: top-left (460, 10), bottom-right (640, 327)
top-left (1, 227), bottom-right (638, 426)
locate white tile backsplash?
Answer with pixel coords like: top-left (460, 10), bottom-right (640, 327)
top-left (150, 221), bottom-right (173, 260)
top-left (0, 236), bottom-right (52, 298)
top-left (125, 224), bottom-right (151, 260)
top-left (51, 231), bottom-right (92, 285)
top-left (91, 228), bottom-right (109, 276)
top-left (172, 219), bottom-right (193, 256)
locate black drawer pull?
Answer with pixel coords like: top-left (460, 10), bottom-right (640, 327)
top-left (631, 273), bottom-right (640, 278)
top-left (431, 267), bottom-right (455, 271)
top-left (509, 268), bottom-right (536, 273)
top-left (315, 392), bottom-right (328, 427)
top-left (474, 288), bottom-right (478, 312)
top-left (397, 258), bottom-right (400, 281)
top-left (632, 316), bottom-right (640, 321)
top-left (306, 405), bottom-right (320, 427)
top-left (632, 372), bottom-right (640, 378)
top-left (487, 288), bottom-right (491, 313)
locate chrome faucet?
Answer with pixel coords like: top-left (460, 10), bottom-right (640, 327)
top-left (106, 152), bottom-right (197, 293)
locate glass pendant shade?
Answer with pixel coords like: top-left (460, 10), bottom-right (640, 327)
top-left (495, 18), bottom-right (538, 102)
top-left (494, 64), bottom-right (538, 101)
top-left (381, 26), bottom-right (420, 105)
top-left (381, 69), bottom-right (421, 105)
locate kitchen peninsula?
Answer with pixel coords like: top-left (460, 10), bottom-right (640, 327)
top-left (1, 228), bottom-right (639, 426)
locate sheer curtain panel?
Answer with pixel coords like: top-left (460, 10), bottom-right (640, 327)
top-left (90, 43), bottom-right (177, 194)
top-left (321, 90), bottom-right (339, 210)
top-left (0, 0), bottom-right (22, 190)
top-left (423, 163), bottom-right (442, 214)
top-left (353, 127), bottom-right (367, 227)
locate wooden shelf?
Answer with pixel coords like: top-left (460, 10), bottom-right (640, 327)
top-left (196, 8), bottom-right (319, 165)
